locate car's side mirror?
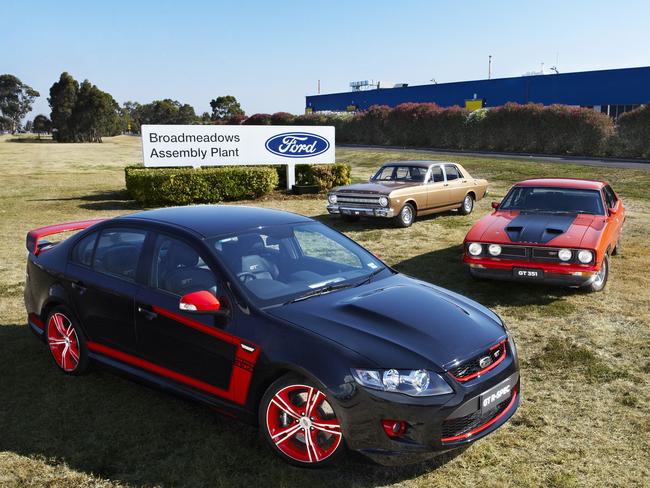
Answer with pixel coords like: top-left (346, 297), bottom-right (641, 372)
top-left (179, 291), bottom-right (227, 316)
top-left (491, 201), bottom-right (500, 209)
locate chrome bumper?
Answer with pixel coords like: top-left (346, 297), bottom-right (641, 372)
top-left (327, 205), bottom-right (396, 218)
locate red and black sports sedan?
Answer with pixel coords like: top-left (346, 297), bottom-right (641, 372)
top-left (25, 206), bottom-right (519, 466)
top-left (464, 178), bottom-right (625, 292)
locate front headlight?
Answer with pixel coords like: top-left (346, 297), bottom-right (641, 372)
top-left (488, 244), bottom-right (502, 256)
top-left (378, 196), bottom-right (389, 207)
top-left (578, 250), bottom-right (593, 264)
top-left (468, 242), bottom-right (483, 256)
top-left (351, 368), bottom-right (453, 397)
top-left (328, 194), bottom-right (337, 204)
top-left (558, 248), bottom-right (572, 261)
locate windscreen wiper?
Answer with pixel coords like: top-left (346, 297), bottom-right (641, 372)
top-left (355, 267), bottom-right (385, 287)
top-left (285, 282), bottom-right (354, 304)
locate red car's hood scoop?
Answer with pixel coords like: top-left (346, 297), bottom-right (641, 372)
top-left (504, 212), bottom-right (577, 244)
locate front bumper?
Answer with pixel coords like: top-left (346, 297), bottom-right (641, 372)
top-left (327, 204), bottom-right (396, 218)
top-left (464, 256), bottom-right (599, 287)
top-left (333, 342), bottom-right (520, 465)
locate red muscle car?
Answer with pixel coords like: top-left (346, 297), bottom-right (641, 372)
top-left (463, 178), bottom-right (625, 292)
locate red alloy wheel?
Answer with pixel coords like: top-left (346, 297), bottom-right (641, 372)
top-left (47, 312), bottom-right (81, 372)
top-left (265, 384), bottom-right (343, 464)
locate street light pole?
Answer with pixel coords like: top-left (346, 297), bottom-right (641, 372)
top-left (488, 55), bottom-right (492, 80)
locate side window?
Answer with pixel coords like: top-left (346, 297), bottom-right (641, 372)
top-left (295, 229), bottom-right (362, 268)
top-left (444, 165), bottom-right (460, 181)
top-left (71, 231), bottom-right (97, 267)
top-left (93, 228), bottom-right (147, 282)
top-left (603, 186), bottom-right (618, 209)
top-left (151, 235), bottom-right (217, 296)
top-left (429, 166), bottom-right (444, 183)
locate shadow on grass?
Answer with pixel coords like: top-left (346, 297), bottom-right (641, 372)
top-left (0, 323), bottom-right (462, 487)
top-left (315, 210), bottom-right (459, 234)
top-left (7, 137), bottom-right (55, 143)
top-left (392, 244), bottom-right (582, 308)
top-left (28, 190), bottom-right (141, 212)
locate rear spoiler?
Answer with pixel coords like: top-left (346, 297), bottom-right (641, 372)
top-left (26, 218), bottom-right (107, 255)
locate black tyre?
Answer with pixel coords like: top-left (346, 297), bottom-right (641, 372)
top-left (394, 203), bottom-right (415, 228)
top-left (260, 374), bottom-right (345, 467)
top-left (458, 194), bottom-right (474, 215)
top-left (45, 306), bottom-right (89, 375)
top-left (586, 255), bottom-right (609, 292)
top-left (612, 239), bottom-right (621, 256)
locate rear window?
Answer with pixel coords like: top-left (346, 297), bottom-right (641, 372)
top-left (71, 232), bottom-right (97, 267)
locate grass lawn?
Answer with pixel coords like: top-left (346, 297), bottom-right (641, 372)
top-left (1, 135), bottom-right (649, 487)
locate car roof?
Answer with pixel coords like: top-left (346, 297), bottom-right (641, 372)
top-left (381, 160), bottom-right (455, 169)
top-left (515, 178), bottom-right (607, 190)
top-left (119, 205), bottom-right (313, 238)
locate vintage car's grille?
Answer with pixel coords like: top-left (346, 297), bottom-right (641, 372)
top-left (468, 244), bottom-right (590, 264)
top-left (449, 340), bottom-right (507, 381)
top-left (335, 194), bottom-right (382, 208)
top-left (441, 391), bottom-right (512, 440)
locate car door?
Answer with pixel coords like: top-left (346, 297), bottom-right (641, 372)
top-left (426, 165), bottom-right (451, 209)
top-left (134, 232), bottom-right (243, 401)
top-left (443, 164), bottom-right (468, 205)
top-left (66, 226), bottom-right (147, 353)
top-left (603, 185), bottom-right (625, 246)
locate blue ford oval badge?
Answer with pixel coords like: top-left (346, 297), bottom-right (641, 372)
top-left (265, 132), bottom-right (330, 158)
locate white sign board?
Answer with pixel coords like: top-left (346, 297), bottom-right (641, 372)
top-left (141, 125), bottom-right (335, 189)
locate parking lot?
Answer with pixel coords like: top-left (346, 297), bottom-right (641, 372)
top-left (1, 135), bottom-right (649, 487)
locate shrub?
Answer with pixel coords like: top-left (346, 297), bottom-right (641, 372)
top-left (242, 113), bottom-right (272, 125)
top-left (276, 163), bottom-right (352, 191)
top-left (617, 105), bottom-right (650, 158)
top-left (125, 165), bottom-right (278, 206)
top-left (270, 112), bottom-right (296, 125)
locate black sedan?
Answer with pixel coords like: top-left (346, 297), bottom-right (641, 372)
top-left (25, 206), bottom-right (519, 466)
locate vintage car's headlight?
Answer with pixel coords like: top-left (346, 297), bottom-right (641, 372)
top-left (351, 368), bottom-right (453, 397)
top-left (378, 196), bottom-right (389, 207)
top-left (468, 242), bottom-right (483, 256)
top-left (558, 249), bottom-right (572, 261)
top-left (578, 250), bottom-right (593, 263)
top-left (488, 244), bottom-right (502, 256)
top-left (328, 194), bottom-right (337, 204)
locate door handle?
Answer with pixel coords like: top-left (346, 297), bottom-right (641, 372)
top-left (137, 306), bottom-right (158, 321)
top-left (71, 281), bottom-right (87, 294)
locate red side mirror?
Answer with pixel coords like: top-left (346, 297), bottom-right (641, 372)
top-left (179, 291), bottom-right (221, 314)
top-left (491, 201), bottom-right (500, 209)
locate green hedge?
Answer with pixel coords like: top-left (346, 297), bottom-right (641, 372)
top-left (125, 165), bottom-right (278, 206)
top-left (617, 105), bottom-right (650, 158)
top-left (276, 163), bottom-right (352, 191)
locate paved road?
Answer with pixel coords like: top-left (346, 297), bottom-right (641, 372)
top-left (339, 144), bottom-right (650, 171)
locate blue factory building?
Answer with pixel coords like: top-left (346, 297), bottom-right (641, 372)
top-left (305, 66), bottom-right (650, 118)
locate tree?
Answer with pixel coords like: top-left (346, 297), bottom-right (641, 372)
top-left (210, 95), bottom-right (244, 121)
top-left (32, 114), bottom-right (52, 138)
top-left (48, 72), bottom-right (78, 141)
top-left (139, 99), bottom-right (198, 126)
top-left (121, 101), bottom-right (142, 133)
top-left (24, 119), bottom-right (33, 132)
top-left (0, 74), bottom-right (39, 133)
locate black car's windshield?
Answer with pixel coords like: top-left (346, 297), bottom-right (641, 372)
top-left (500, 186), bottom-right (605, 215)
top-left (208, 222), bottom-right (388, 307)
top-left (372, 165), bottom-right (427, 182)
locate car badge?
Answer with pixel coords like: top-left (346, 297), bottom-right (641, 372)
top-left (479, 356), bottom-right (493, 369)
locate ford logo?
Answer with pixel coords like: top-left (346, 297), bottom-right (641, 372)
top-left (265, 132), bottom-right (330, 158)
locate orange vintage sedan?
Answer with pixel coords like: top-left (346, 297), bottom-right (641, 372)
top-left (463, 178), bottom-right (625, 292)
top-left (327, 161), bottom-right (488, 227)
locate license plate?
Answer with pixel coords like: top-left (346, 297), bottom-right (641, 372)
top-left (480, 375), bottom-right (517, 413)
top-left (513, 267), bottom-right (543, 280)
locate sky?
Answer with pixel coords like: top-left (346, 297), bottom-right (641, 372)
top-left (3, 0), bottom-right (649, 119)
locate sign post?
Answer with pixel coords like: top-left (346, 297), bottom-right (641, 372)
top-left (141, 125), bottom-right (335, 191)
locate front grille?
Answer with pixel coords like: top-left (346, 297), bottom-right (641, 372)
top-left (335, 194), bottom-right (382, 208)
top-left (468, 243), bottom-right (589, 264)
top-left (441, 391), bottom-right (512, 440)
top-left (449, 340), bottom-right (507, 381)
